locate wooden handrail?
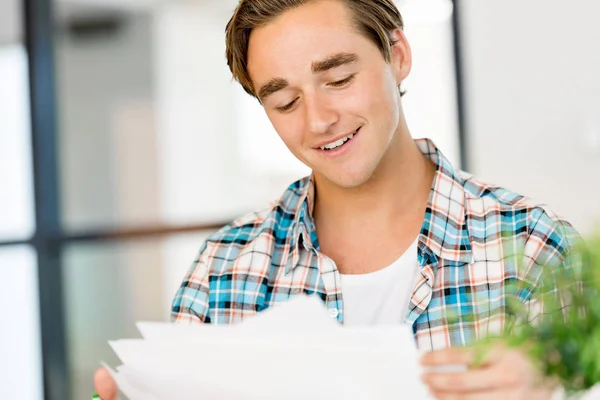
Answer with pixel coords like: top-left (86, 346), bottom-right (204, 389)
top-left (52, 221), bottom-right (230, 243)
top-left (0, 221), bottom-right (231, 247)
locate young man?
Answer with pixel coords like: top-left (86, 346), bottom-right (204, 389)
top-left (95, 0), bottom-right (581, 398)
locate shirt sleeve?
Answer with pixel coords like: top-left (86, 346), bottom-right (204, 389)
top-left (519, 207), bottom-right (584, 322)
top-left (171, 240), bottom-right (212, 323)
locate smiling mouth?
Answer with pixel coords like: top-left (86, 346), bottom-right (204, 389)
top-left (318, 128), bottom-right (359, 151)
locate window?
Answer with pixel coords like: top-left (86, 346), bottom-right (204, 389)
top-left (0, 45), bottom-right (35, 241)
top-left (0, 246), bottom-right (43, 400)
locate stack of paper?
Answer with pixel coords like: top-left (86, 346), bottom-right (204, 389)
top-left (104, 295), bottom-right (432, 399)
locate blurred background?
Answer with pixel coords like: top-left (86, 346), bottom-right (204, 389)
top-left (0, 0), bottom-right (599, 398)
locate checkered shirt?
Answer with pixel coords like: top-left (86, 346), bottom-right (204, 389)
top-left (171, 138), bottom-right (581, 351)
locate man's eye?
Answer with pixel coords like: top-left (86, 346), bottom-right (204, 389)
top-left (328, 74), bottom-right (355, 88)
top-left (276, 98), bottom-right (298, 112)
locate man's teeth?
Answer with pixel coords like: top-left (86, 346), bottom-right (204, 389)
top-left (320, 132), bottom-right (355, 150)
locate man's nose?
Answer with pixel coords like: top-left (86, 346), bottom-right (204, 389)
top-left (304, 92), bottom-right (339, 135)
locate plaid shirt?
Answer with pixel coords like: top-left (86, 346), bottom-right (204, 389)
top-left (172, 138), bottom-right (581, 351)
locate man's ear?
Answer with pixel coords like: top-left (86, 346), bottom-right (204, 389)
top-left (390, 29), bottom-right (412, 85)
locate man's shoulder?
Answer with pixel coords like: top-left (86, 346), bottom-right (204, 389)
top-left (458, 170), bottom-right (580, 260)
top-left (171, 177), bottom-right (310, 322)
top-left (460, 170), bottom-right (533, 208)
top-left (208, 205), bottom-right (276, 245)
top-left (200, 177), bottom-right (309, 260)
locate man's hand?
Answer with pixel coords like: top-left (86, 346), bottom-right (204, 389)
top-left (420, 345), bottom-right (555, 400)
top-left (94, 367), bottom-right (119, 400)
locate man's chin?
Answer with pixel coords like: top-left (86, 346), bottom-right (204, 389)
top-left (315, 169), bottom-right (373, 190)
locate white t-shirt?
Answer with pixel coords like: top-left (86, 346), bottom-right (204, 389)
top-left (339, 238), bottom-right (419, 326)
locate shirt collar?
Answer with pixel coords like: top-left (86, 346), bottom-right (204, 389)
top-left (415, 139), bottom-right (473, 264)
top-left (283, 138), bottom-right (474, 271)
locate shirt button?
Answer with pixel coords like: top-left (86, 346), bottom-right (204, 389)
top-left (328, 308), bottom-right (339, 319)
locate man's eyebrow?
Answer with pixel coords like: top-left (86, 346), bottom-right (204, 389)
top-left (257, 53), bottom-right (357, 101)
top-left (258, 78), bottom-right (289, 102)
top-left (312, 52), bottom-right (358, 74)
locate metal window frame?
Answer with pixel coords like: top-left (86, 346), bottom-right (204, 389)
top-left (452, 0), bottom-right (469, 171)
top-left (0, 0), bottom-right (469, 398)
top-left (23, 0), bottom-right (68, 398)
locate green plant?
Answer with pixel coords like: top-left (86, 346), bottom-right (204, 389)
top-left (480, 235), bottom-right (600, 395)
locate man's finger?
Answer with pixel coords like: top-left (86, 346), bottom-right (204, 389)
top-left (430, 389), bottom-right (510, 400)
top-left (420, 343), bottom-right (505, 368)
top-left (421, 366), bottom-right (519, 393)
top-left (420, 347), bottom-right (477, 367)
top-left (94, 367), bottom-right (119, 400)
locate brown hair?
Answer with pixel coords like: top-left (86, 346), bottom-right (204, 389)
top-left (225, 0), bottom-right (404, 98)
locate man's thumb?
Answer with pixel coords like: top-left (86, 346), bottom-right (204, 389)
top-left (94, 367), bottom-right (119, 400)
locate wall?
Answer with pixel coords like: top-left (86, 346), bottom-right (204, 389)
top-left (0, 0), bottom-right (21, 45)
top-left (460, 0), bottom-right (600, 235)
top-left (55, 13), bottom-right (157, 230)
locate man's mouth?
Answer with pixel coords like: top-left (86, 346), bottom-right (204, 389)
top-left (318, 128), bottom-right (359, 151)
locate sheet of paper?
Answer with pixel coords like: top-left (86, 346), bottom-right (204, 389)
top-left (106, 295), bottom-right (433, 399)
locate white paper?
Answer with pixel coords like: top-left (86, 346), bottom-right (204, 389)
top-left (106, 295), bottom-right (432, 399)
top-left (580, 384), bottom-right (600, 400)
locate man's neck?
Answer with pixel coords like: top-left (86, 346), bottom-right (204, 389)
top-left (311, 129), bottom-right (436, 274)
top-left (313, 131), bottom-right (436, 234)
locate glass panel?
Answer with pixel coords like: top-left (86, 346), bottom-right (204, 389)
top-left (0, 44), bottom-right (35, 241)
top-left (55, 9), bottom-right (159, 231)
top-left (62, 231), bottom-right (212, 400)
top-left (397, 0), bottom-right (461, 166)
top-left (0, 246), bottom-right (44, 400)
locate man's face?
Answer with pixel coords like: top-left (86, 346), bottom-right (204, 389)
top-left (247, 0), bottom-right (410, 188)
